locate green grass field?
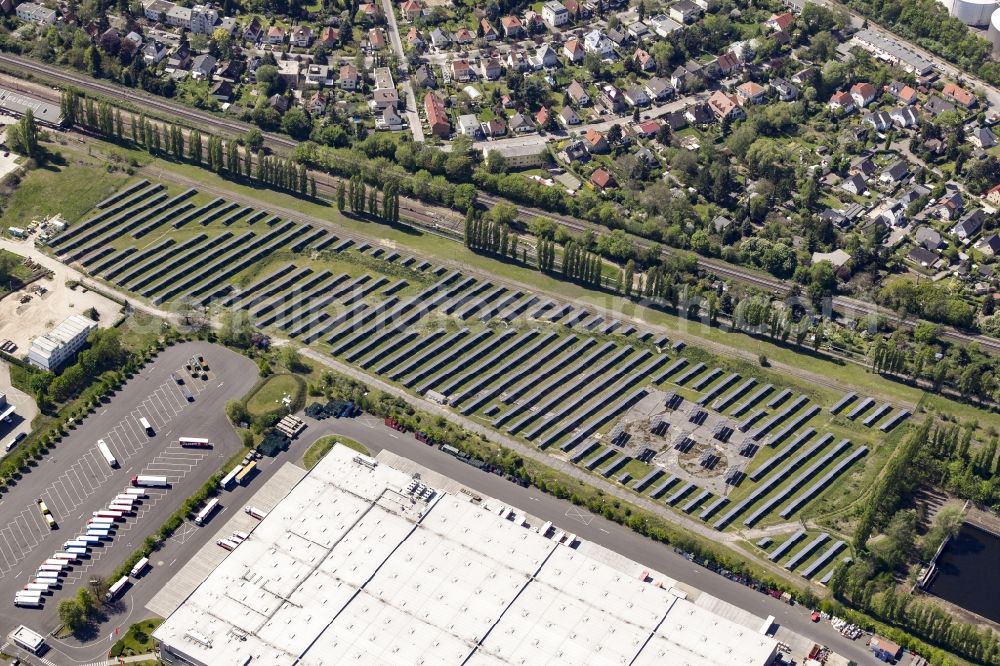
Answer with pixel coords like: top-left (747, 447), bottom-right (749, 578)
top-left (246, 374), bottom-right (302, 417)
top-left (2, 154), bottom-right (129, 228)
top-left (303, 435), bottom-right (370, 469)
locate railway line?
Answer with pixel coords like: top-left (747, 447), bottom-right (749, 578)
top-left (4, 52), bottom-right (1000, 354)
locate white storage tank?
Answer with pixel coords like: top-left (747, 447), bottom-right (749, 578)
top-left (942, 0), bottom-right (997, 26)
top-left (990, 7), bottom-right (1000, 53)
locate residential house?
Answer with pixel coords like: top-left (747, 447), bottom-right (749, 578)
top-left (320, 26), bottom-right (340, 47)
top-left (190, 54), bottom-right (216, 80)
top-left (142, 40), bottom-right (167, 64)
top-left (879, 159), bottom-right (909, 186)
top-left (937, 186), bottom-right (964, 220)
top-left (509, 112), bottom-right (534, 133)
top-left (942, 82), bottom-right (976, 108)
top-left (707, 90), bottom-right (744, 121)
top-left (215, 59), bottom-right (244, 82)
top-left (481, 18), bottom-right (498, 41)
top-left (414, 63), bottom-right (436, 88)
top-left (600, 84), bottom-right (626, 113)
top-left (670, 0), bottom-right (702, 23)
top-left (850, 156), bottom-right (877, 179)
top-left (841, 174), bottom-right (867, 196)
top-left (563, 140), bottom-right (590, 163)
top-left (371, 86), bottom-right (399, 110)
top-left (624, 84), bottom-right (650, 107)
top-left (292, 25), bottom-right (313, 47)
top-left (501, 15), bottom-right (524, 38)
top-left (584, 128), bottom-right (609, 153)
top-left (985, 183), bottom-right (1000, 206)
top-left (969, 126), bottom-right (997, 149)
top-left (533, 44), bottom-right (560, 68)
top-left (407, 26), bottom-right (424, 49)
top-left (564, 0), bottom-right (587, 20)
top-left (481, 118), bottom-right (506, 137)
top-left (908, 246), bottom-right (942, 269)
top-left (863, 111), bottom-right (893, 132)
top-left (401, 0), bottom-right (422, 20)
top-left (563, 39), bottom-right (585, 63)
top-left (791, 66), bottom-right (816, 87)
top-left (542, 0), bottom-right (568, 27)
top-left (644, 77), bottom-right (673, 102)
top-left (277, 60), bottom-right (301, 88)
top-left (606, 27), bottom-right (628, 47)
top-left (379, 105), bottom-right (404, 130)
top-left (429, 27), bottom-right (450, 48)
top-left (166, 43), bottom-right (191, 70)
top-left (567, 80), bottom-right (590, 105)
top-left (765, 11), bottom-right (794, 31)
top-left (209, 80), bottom-right (234, 103)
top-left (635, 120), bottom-right (661, 138)
top-left (716, 51), bottom-right (740, 76)
top-left (647, 13), bottom-right (682, 37)
top-left (359, 2), bottom-right (381, 21)
top-left (889, 106), bottom-right (918, 128)
top-left (268, 94), bottom-right (289, 113)
top-left (850, 82), bottom-right (877, 109)
top-left (536, 107), bottom-right (551, 127)
top-left (685, 101), bottom-right (713, 125)
top-left (267, 26), bottom-right (286, 45)
top-left (736, 81), bottom-right (766, 105)
top-left (671, 61), bottom-right (703, 91)
top-left (828, 90), bottom-right (855, 114)
top-left (308, 92), bottom-right (327, 115)
top-left (591, 168), bottom-right (616, 189)
top-left (368, 28), bottom-right (387, 50)
top-left (980, 234), bottom-right (1000, 255)
top-left (924, 96), bottom-right (956, 117)
top-left (451, 59), bottom-right (474, 82)
top-left (243, 17), bottom-right (263, 42)
top-left (458, 114), bottom-right (482, 137)
top-left (506, 48), bottom-right (530, 72)
top-left (953, 209), bottom-right (985, 241)
top-left (914, 226), bottom-right (944, 251)
top-left (166, 5), bottom-right (191, 28)
top-left (559, 105), bottom-right (580, 126)
top-left (454, 28), bottom-right (474, 44)
top-left (888, 80), bottom-right (917, 105)
top-left (481, 56), bottom-right (502, 80)
top-left (339, 64), bottom-right (360, 90)
top-left (584, 30), bottom-right (615, 58)
top-left (770, 77), bottom-right (798, 101)
top-left (627, 22), bottom-right (649, 40)
top-left (900, 183), bottom-right (930, 207)
top-left (424, 92), bottom-right (450, 138)
top-left (634, 48), bottom-right (654, 71)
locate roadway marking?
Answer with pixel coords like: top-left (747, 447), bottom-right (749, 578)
top-left (565, 507), bottom-right (594, 526)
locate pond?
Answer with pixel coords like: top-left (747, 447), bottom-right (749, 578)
top-left (927, 523), bottom-right (1000, 624)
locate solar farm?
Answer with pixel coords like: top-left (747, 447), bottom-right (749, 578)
top-left (55, 179), bottom-right (916, 583)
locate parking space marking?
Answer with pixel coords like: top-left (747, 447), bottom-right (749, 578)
top-left (45, 483), bottom-right (73, 518)
top-left (65, 468), bottom-right (88, 506)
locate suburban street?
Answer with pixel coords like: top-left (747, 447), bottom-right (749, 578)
top-left (0, 342), bottom-right (256, 664)
top-left (378, 0), bottom-right (425, 143)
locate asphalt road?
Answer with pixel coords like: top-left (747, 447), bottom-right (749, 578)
top-left (294, 412), bottom-right (882, 665)
top-left (0, 342), bottom-right (257, 664)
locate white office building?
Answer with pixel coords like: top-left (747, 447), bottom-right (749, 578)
top-left (27, 314), bottom-right (96, 371)
top-left (542, 0), bottom-right (568, 26)
top-left (154, 445), bottom-right (778, 666)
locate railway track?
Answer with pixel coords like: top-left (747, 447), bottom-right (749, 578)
top-left (5, 52), bottom-right (1000, 354)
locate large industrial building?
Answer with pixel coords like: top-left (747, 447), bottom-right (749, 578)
top-left (154, 445), bottom-right (779, 666)
top-left (27, 314), bottom-right (96, 371)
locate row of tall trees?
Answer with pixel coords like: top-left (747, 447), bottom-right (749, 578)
top-left (337, 176), bottom-right (397, 223)
top-left (464, 216), bottom-right (518, 258)
top-left (562, 241), bottom-right (602, 287)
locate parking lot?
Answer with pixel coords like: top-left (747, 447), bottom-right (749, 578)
top-left (0, 341), bottom-right (257, 653)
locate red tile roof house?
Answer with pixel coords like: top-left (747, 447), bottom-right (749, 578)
top-left (563, 39), bottom-right (584, 63)
top-left (736, 81), bottom-right (766, 105)
top-left (501, 15), bottom-right (524, 38)
top-left (535, 107), bottom-right (551, 126)
top-left (707, 90), bottom-right (744, 121)
top-left (481, 18), bottom-right (498, 40)
top-left (591, 168), bottom-right (616, 189)
top-left (451, 59), bottom-right (474, 82)
top-left (634, 47), bottom-right (654, 71)
top-left (942, 82), bottom-right (977, 108)
top-left (583, 128), bottom-right (609, 153)
top-left (635, 119), bottom-right (661, 137)
top-left (424, 92), bottom-right (450, 138)
top-left (849, 82), bottom-right (877, 109)
top-left (766, 11), bottom-right (794, 32)
top-left (401, 0), bottom-right (422, 20)
top-left (828, 90), bottom-right (855, 114)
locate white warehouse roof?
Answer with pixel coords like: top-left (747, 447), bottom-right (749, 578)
top-left (154, 446), bottom-right (777, 666)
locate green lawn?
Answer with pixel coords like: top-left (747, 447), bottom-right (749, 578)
top-left (303, 434), bottom-right (370, 468)
top-left (246, 374), bottom-right (303, 417)
top-left (110, 618), bottom-right (162, 658)
top-left (1, 153), bottom-right (129, 228)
